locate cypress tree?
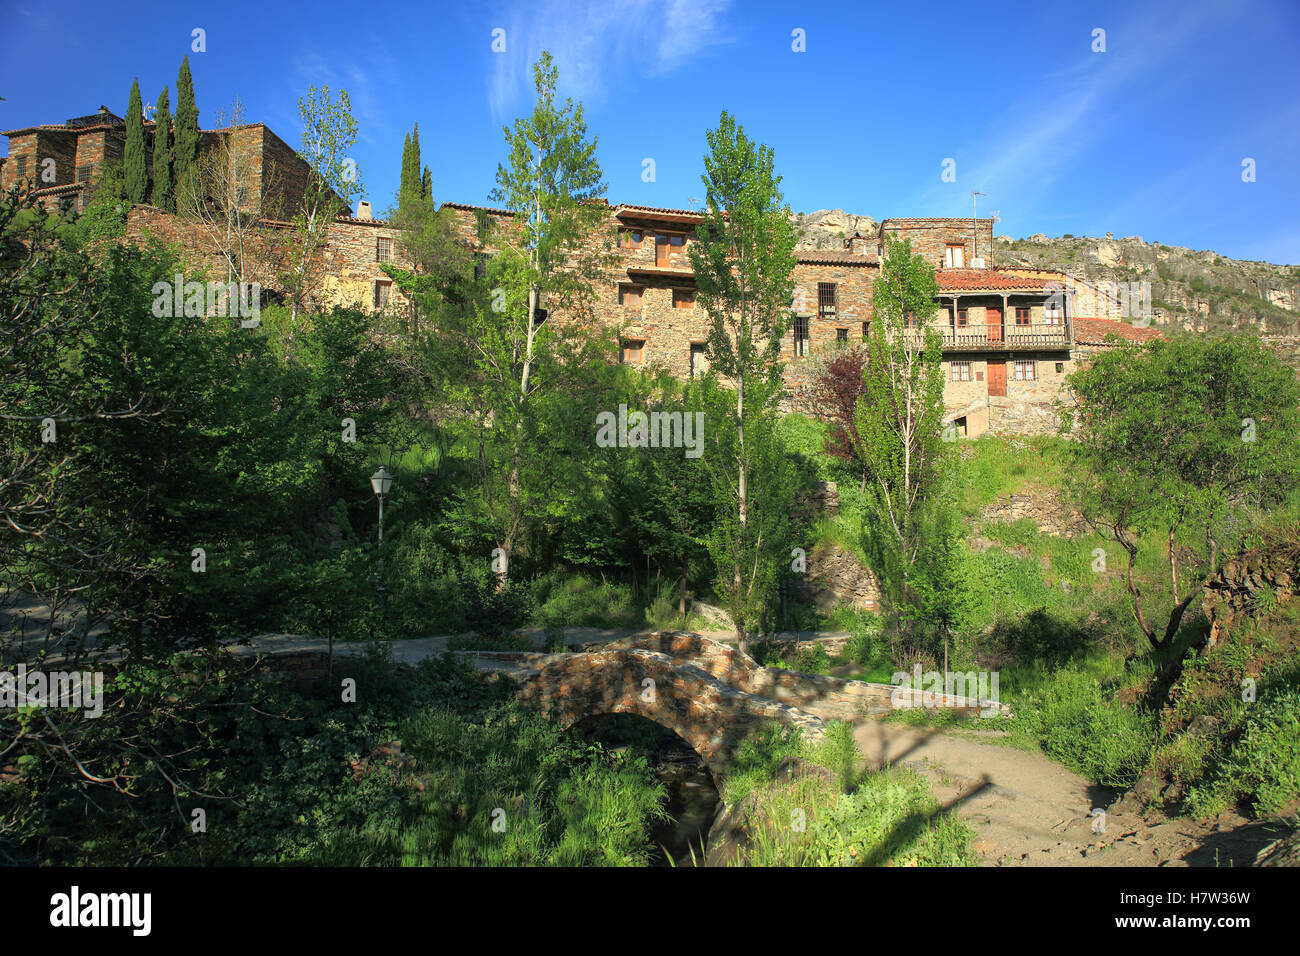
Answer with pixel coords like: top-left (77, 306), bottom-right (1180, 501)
top-left (123, 79), bottom-right (147, 204)
top-left (399, 131), bottom-right (414, 203)
top-left (151, 87), bottom-right (174, 212)
top-left (174, 56), bottom-right (200, 197)
top-left (421, 166), bottom-right (432, 205)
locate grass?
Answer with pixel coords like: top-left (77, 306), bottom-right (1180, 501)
top-left (720, 721), bottom-right (975, 867)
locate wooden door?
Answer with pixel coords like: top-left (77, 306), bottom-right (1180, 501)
top-left (986, 307), bottom-right (1003, 343)
top-left (987, 359), bottom-right (1006, 397)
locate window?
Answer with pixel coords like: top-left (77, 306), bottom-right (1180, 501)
top-left (621, 339), bottom-right (646, 365)
top-left (690, 342), bottom-right (708, 378)
top-left (376, 237), bottom-right (393, 263)
top-left (76, 164), bottom-right (92, 183)
top-left (1014, 359), bottom-right (1036, 381)
top-left (951, 360), bottom-right (972, 382)
top-left (15, 155), bottom-right (28, 179)
top-left (793, 316), bottom-right (810, 356)
top-left (374, 280), bottom-right (392, 309)
top-left (1015, 306), bottom-right (1031, 326)
top-left (836, 328), bottom-right (848, 342)
top-left (619, 285), bottom-right (643, 309)
top-left (672, 289), bottom-right (694, 309)
top-left (1055, 362), bottom-right (1065, 373)
top-left (656, 234), bottom-right (684, 267)
top-left (905, 311), bottom-right (925, 329)
top-left (944, 244), bottom-right (965, 268)
top-left (1045, 298), bottom-right (1063, 325)
top-left (818, 282), bottom-right (837, 319)
top-left (956, 308), bottom-right (968, 328)
top-left (861, 321), bottom-right (871, 339)
top-left (474, 253), bottom-right (488, 281)
top-left (618, 228), bottom-right (644, 249)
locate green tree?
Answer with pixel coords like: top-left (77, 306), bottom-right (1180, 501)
top-left (854, 236), bottom-right (955, 647)
top-left (1062, 333), bottom-right (1300, 650)
top-left (173, 56), bottom-right (200, 197)
top-left (151, 87), bottom-right (173, 212)
top-left (279, 85), bottom-right (363, 337)
top-left (686, 110), bottom-right (798, 646)
top-left (123, 79), bottom-right (147, 204)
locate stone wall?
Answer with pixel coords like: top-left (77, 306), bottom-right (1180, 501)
top-left (981, 486), bottom-right (1087, 538)
top-left (1201, 544), bottom-right (1298, 648)
top-left (880, 218), bottom-right (995, 268)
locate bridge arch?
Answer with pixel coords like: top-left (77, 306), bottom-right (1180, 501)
top-left (515, 643), bottom-right (826, 782)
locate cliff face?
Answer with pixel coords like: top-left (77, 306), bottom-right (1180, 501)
top-left (992, 233), bottom-right (1300, 336)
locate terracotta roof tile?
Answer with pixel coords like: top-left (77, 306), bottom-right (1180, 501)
top-left (796, 249), bottom-right (877, 266)
top-left (935, 268), bottom-right (1058, 291)
top-left (1073, 318), bottom-right (1164, 345)
top-left (440, 201), bottom-right (515, 217)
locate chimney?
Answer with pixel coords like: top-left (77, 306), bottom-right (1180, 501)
top-left (845, 232), bottom-right (870, 256)
top-left (356, 200), bottom-right (372, 221)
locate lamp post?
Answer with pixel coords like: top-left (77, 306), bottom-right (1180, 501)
top-left (370, 467), bottom-right (394, 625)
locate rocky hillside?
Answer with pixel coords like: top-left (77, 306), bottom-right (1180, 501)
top-left (794, 209), bottom-right (1300, 338)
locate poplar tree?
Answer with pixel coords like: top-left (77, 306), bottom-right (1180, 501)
top-left (687, 110), bottom-right (799, 648)
top-left (174, 56), bottom-right (200, 195)
top-left (123, 79), bottom-right (147, 204)
top-left (151, 87), bottom-right (174, 212)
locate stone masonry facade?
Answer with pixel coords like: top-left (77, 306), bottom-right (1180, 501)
top-left (4, 108), bottom-right (1162, 438)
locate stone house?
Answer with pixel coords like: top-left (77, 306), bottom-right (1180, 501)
top-left (1, 105), bottom-right (338, 220)
top-left (4, 110), bottom-right (1162, 435)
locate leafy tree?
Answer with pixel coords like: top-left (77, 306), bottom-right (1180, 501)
top-left (123, 79), bottom-right (147, 204)
top-left (810, 344), bottom-right (870, 489)
top-left (424, 50), bottom-right (616, 578)
top-left (151, 87), bottom-right (173, 212)
top-left (1062, 333), bottom-right (1300, 650)
top-left (280, 85), bottom-right (363, 337)
top-left (855, 236), bottom-right (953, 643)
top-left (173, 56), bottom-right (200, 197)
top-left (686, 110), bottom-right (798, 645)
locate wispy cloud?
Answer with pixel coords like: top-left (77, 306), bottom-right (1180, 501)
top-left (486, 0), bottom-right (732, 120)
top-left (912, 0), bottom-right (1235, 223)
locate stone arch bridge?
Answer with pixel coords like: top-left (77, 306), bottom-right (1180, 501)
top-left (466, 632), bottom-right (1004, 782)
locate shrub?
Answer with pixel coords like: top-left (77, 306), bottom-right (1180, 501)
top-left (1010, 664), bottom-right (1156, 790)
top-left (1185, 688), bottom-right (1300, 817)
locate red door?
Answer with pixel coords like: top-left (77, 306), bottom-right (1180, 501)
top-left (986, 307), bottom-right (1003, 343)
top-left (987, 360), bottom-right (1006, 397)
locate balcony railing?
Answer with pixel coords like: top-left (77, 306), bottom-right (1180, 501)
top-left (904, 322), bottom-right (1071, 351)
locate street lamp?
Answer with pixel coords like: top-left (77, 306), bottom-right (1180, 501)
top-left (370, 467), bottom-right (394, 624)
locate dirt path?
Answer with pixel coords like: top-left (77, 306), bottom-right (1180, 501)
top-left (852, 719), bottom-right (1285, 866)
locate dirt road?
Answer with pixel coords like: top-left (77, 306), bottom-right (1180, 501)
top-left (853, 719), bottom-right (1285, 866)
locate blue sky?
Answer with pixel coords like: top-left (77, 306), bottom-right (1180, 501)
top-left (3, 0), bottom-right (1298, 263)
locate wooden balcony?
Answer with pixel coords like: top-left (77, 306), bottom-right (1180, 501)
top-left (904, 322), bottom-right (1072, 352)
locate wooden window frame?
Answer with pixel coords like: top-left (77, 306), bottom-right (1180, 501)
top-left (944, 243), bottom-right (964, 268)
top-left (376, 237), bottom-right (393, 263)
top-left (1014, 359), bottom-right (1036, 381)
top-left (618, 228), bottom-right (644, 249)
top-left (672, 288), bottom-right (694, 309)
top-left (951, 360), bottom-right (972, 382)
top-left (956, 308), bottom-right (968, 328)
top-left (792, 315), bottom-right (811, 356)
top-left (1015, 306), bottom-right (1031, 326)
top-left (836, 327), bottom-right (848, 342)
top-left (619, 285), bottom-right (643, 309)
top-left (621, 338), bottom-right (646, 365)
top-left (374, 279), bottom-right (392, 310)
top-left (1045, 299), bottom-right (1063, 326)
